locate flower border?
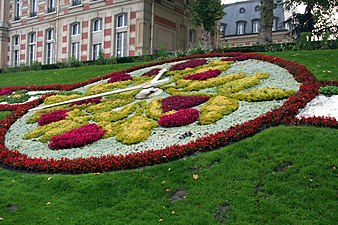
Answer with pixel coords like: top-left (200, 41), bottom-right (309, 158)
top-left (0, 52), bottom-right (337, 173)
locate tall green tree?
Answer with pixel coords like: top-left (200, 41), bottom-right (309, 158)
top-left (284, 0), bottom-right (337, 39)
top-left (189, 0), bottom-right (225, 49)
top-left (258, 0), bottom-right (274, 44)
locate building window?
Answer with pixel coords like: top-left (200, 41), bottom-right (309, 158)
top-left (30, 0), bottom-right (38, 17)
top-left (47, 0), bottom-right (56, 13)
top-left (116, 32), bottom-right (127, 58)
top-left (236, 21), bottom-right (246, 35)
top-left (72, 0), bottom-right (82, 6)
top-left (12, 36), bottom-right (20, 67)
top-left (255, 5), bottom-right (261, 12)
top-left (252, 20), bottom-right (260, 33)
top-left (220, 23), bottom-right (226, 37)
top-left (92, 43), bottom-right (102, 60)
top-left (272, 17), bottom-right (279, 31)
top-left (71, 42), bottom-right (80, 60)
top-left (14, 0), bottom-right (22, 21)
top-left (28, 32), bottom-right (36, 65)
top-left (189, 30), bottom-right (194, 42)
top-left (46, 29), bottom-right (54, 64)
top-left (71, 23), bottom-right (80, 35)
top-left (239, 7), bottom-right (245, 14)
top-left (92, 18), bottom-right (102, 32)
top-left (116, 14), bottom-right (128, 28)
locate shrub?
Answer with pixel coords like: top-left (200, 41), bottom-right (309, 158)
top-left (318, 86), bottom-right (338, 96)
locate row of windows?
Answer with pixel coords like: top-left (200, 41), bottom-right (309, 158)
top-left (11, 27), bottom-right (128, 66)
top-left (13, 0), bottom-right (102, 21)
top-left (238, 0), bottom-right (283, 14)
top-left (221, 18), bottom-right (281, 36)
top-left (70, 14), bottom-right (127, 35)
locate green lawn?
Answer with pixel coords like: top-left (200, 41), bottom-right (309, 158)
top-left (264, 50), bottom-right (338, 81)
top-left (0, 50), bottom-right (337, 224)
top-left (0, 62), bottom-right (148, 87)
top-left (0, 126), bottom-right (337, 225)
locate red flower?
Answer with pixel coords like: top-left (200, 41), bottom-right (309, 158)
top-left (38, 110), bottom-right (70, 126)
top-left (108, 72), bottom-right (133, 83)
top-left (141, 68), bottom-right (162, 77)
top-left (48, 124), bottom-right (105, 150)
top-left (169, 59), bottom-right (207, 71)
top-left (184, 69), bottom-right (222, 81)
top-left (162, 96), bottom-right (209, 112)
top-left (158, 108), bottom-right (199, 127)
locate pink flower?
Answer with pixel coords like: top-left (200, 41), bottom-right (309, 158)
top-left (38, 110), bottom-right (70, 126)
top-left (184, 69), bottom-right (222, 81)
top-left (0, 88), bottom-right (13, 96)
top-left (169, 59), bottom-right (207, 71)
top-left (158, 108), bottom-right (199, 127)
top-left (69, 97), bottom-right (102, 106)
top-left (48, 124), bottom-right (105, 150)
top-left (141, 68), bottom-right (162, 77)
top-left (162, 96), bottom-right (209, 112)
top-left (108, 72), bottom-right (133, 83)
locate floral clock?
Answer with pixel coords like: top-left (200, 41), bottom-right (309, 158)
top-left (1, 52), bottom-right (337, 173)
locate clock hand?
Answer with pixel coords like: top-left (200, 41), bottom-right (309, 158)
top-left (29, 77), bottom-right (170, 112)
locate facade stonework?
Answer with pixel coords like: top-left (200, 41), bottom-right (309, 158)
top-left (0, 0), bottom-right (195, 67)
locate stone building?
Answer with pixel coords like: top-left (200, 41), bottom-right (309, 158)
top-left (0, 0), bottom-right (196, 67)
top-left (220, 0), bottom-right (295, 47)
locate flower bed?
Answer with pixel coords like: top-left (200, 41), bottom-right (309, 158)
top-left (184, 69), bottom-right (222, 81)
top-left (0, 52), bottom-right (337, 173)
top-left (108, 72), bottom-right (133, 83)
top-left (141, 68), bottom-right (162, 77)
top-left (0, 89), bottom-right (13, 96)
top-left (69, 97), bottom-right (102, 106)
top-left (38, 110), bottom-right (70, 126)
top-left (48, 124), bottom-right (105, 150)
top-left (169, 59), bottom-right (207, 71)
top-left (158, 108), bottom-right (199, 127)
top-left (162, 96), bottom-right (210, 112)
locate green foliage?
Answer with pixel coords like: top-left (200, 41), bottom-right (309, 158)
top-left (189, 0), bottom-right (224, 35)
top-left (5, 90), bottom-right (30, 104)
top-left (0, 111), bottom-right (11, 120)
top-left (318, 85), bottom-right (338, 96)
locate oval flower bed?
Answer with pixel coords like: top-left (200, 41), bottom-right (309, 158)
top-left (158, 108), bottom-right (200, 127)
top-left (0, 52), bottom-right (337, 173)
top-left (48, 124), bottom-right (105, 150)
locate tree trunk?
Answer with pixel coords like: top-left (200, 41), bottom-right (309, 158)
top-left (258, 0), bottom-right (274, 45)
top-left (199, 27), bottom-right (213, 49)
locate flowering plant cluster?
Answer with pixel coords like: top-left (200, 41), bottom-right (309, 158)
top-left (48, 124), bottom-right (105, 150)
top-left (0, 88), bottom-right (13, 96)
top-left (184, 69), bottom-right (222, 81)
top-left (141, 68), bottom-right (162, 77)
top-left (162, 95), bottom-right (210, 112)
top-left (169, 59), bottom-right (207, 71)
top-left (0, 52), bottom-right (337, 173)
top-left (158, 108), bottom-right (199, 127)
top-left (38, 110), bottom-right (70, 126)
top-left (69, 97), bottom-right (102, 106)
top-left (108, 72), bottom-right (133, 83)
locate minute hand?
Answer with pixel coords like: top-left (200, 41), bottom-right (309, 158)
top-left (29, 78), bottom-right (170, 112)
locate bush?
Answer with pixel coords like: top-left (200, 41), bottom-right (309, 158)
top-left (318, 86), bottom-right (338, 96)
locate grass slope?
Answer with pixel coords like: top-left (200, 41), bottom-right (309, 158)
top-left (0, 126), bottom-right (337, 224)
top-left (0, 62), bottom-right (148, 87)
top-left (264, 50), bottom-right (338, 81)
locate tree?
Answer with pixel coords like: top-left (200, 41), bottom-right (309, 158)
top-left (284, 0), bottom-right (338, 39)
top-left (189, 0), bottom-right (225, 49)
top-left (258, 0), bottom-right (274, 44)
